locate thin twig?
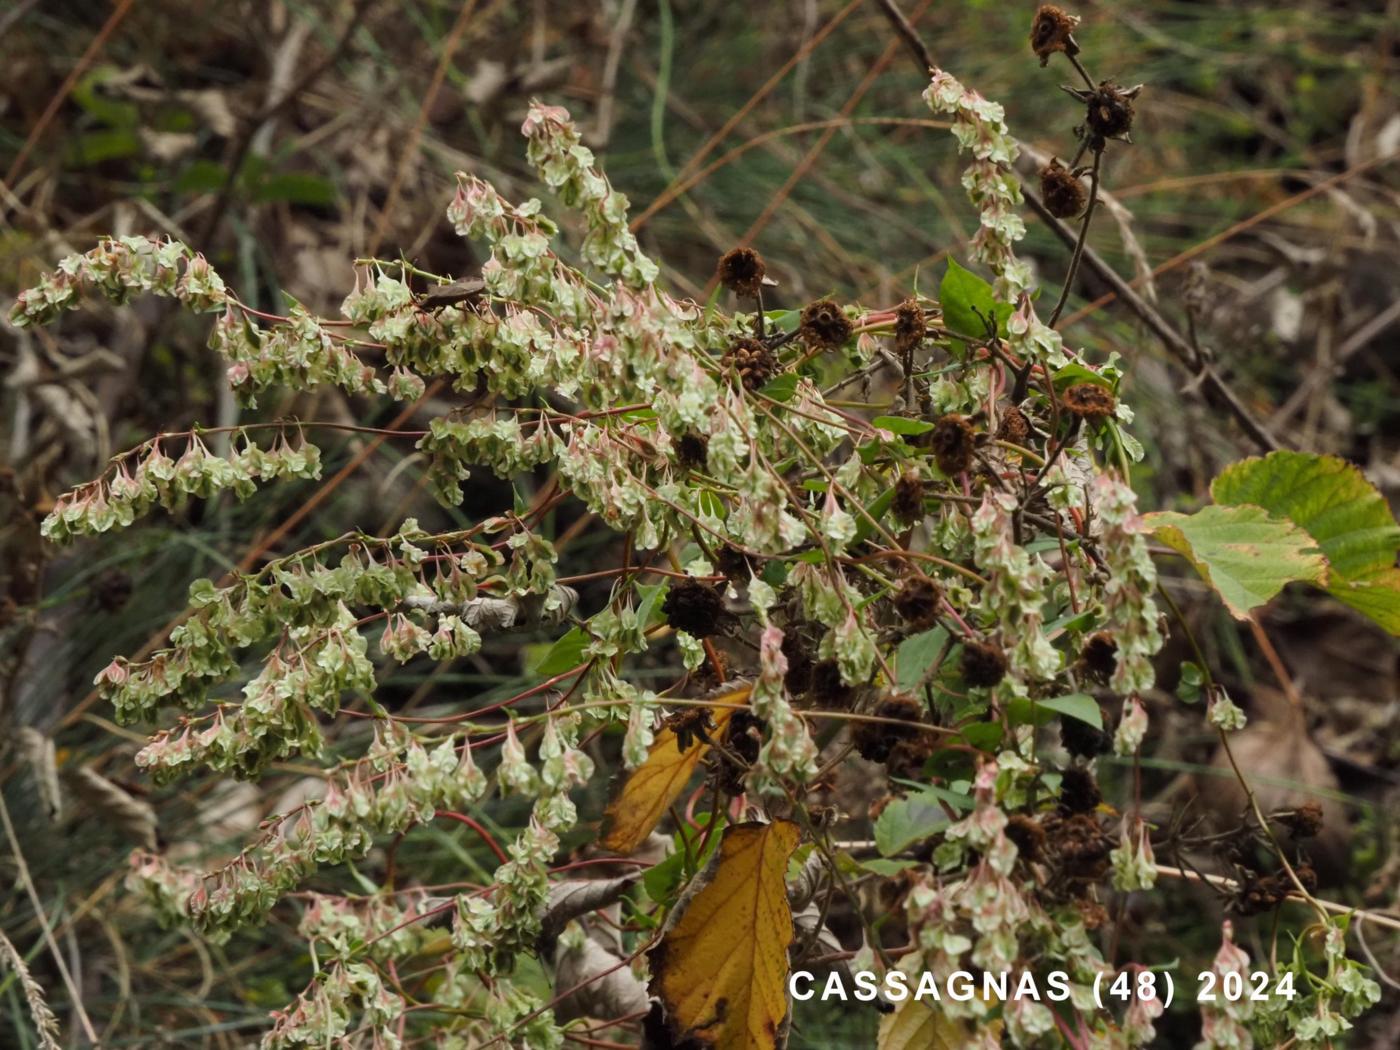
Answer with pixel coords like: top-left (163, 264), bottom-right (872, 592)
top-left (1048, 149), bottom-right (1103, 327)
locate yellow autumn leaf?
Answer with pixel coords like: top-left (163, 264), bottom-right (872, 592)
top-left (878, 954), bottom-right (996, 1050)
top-left (598, 682), bottom-right (750, 855)
top-left (649, 819), bottom-right (800, 1050)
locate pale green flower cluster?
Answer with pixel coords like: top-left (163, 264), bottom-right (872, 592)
top-left (924, 70), bottom-right (1031, 297)
top-left (41, 430), bottom-right (322, 542)
top-left (970, 491), bottom-right (1062, 685)
top-left (9, 234), bottom-right (226, 327)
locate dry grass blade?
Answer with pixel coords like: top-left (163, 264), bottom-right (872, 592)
top-left (0, 928), bottom-right (62, 1050)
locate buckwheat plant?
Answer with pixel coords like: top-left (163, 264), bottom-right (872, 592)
top-left (13, 8), bottom-right (1382, 1047)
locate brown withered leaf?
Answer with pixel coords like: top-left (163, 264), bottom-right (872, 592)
top-left (649, 820), bottom-right (800, 1049)
top-left (599, 682), bottom-right (750, 855)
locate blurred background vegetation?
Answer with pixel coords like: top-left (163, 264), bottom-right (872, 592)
top-left (1, 0), bottom-right (1398, 1046)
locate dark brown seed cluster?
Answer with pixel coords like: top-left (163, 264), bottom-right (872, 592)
top-left (1061, 382), bottom-right (1116, 421)
top-left (712, 709), bottom-right (765, 796)
top-left (1040, 158), bottom-right (1087, 219)
top-left (1233, 865), bottom-right (1315, 916)
top-left (1006, 813), bottom-right (1048, 862)
top-left (1078, 631), bottom-right (1118, 682)
top-left (930, 413), bottom-right (977, 475)
top-left (852, 692), bottom-right (926, 766)
top-left (1086, 81), bottom-right (1136, 141)
top-left (664, 708), bottom-right (713, 752)
top-left (1277, 802), bottom-right (1324, 839)
top-left (661, 579), bottom-right (725, 638)
top-left (960, 640), bottom-right (1008, 688)
top-left (995, 406), bottom-right (1031, 446)
top-left (892, 469), bottom-right (925, 524)
top-left (799, 299), bottom-right (853, 349)
top-left (675, 432), bottom-right (709, 472)
top-left (1060, 712), bottom-right (1110, 760)
top-left (716, 247), bottom-right (766, 298)
top-left (1043, 810), bottom-right (1112, 881)
top-left (1030, 4), bottom-right (1080, 66)
top-left (723, 336), bottom-right (779, 390)
top-left (894, 574), bottom-right (941, 631)
top-left (1058, 766), bottom-right (1102, 814)
top-left (894, 299), bottom-right (926, 355)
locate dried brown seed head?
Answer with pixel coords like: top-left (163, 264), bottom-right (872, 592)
top-left (1079, 631), bottom-right (1118, 682)
top-left (894, 299), bottom-right (926, 355)
top-left (1061, 382), bottom-right (1116, 421)
top-left (661, 579), bottom-right (726, 637)
top-left (960, 639), bottom-right (1008, 688)
top-left (1086, 81), bottom-right (1136, 141)
top-left (852, 692), bottom-right (925, 765)
top-left (722, 336), bottom-right (779, 390)
top-left (1030, 4), bottom-right (1081, 65)
top-left (995, 405), bottom-right (1031, 446)
top-left (799, 298), bottom-right (854, 349)
top-left (892, 469), bottom-right (926, 525)
top-left (893, 574), bottom-right (941, 631)
top-left (930, 413), bottom-right (977, 475)
top-left (1278, 801), bottom-right (1325, 839)
top-left (1006, 814), bottom-right (1048, 862)
top-left (716, 247), bottom-right (767, 298)
top-left (1040, 158), bottom-right (1087, 219)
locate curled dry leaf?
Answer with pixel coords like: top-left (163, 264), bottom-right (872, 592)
top-left (553, 934), bottom-right (649, 1024)
top-left (649, 819), bottom-right (800, 1050)
top-left (599, 682), bottom-right (750, 855)
top-left (539, 875), bottom-right (637, 946)
top-left (64, 765), bottom-right (157, 851)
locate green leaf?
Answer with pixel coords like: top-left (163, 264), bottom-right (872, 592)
top-left (939, 259), bottom-right (1011, 341)
top-left (1051, 362), bottom-right (1114, 390)
top-left (1144, 504), bottom-right (1328, 619)
top-left (855, 857), bottom-right (918, 877)
top-left (532, 627), bottom-right (588, 676)
top-left (872, 415), bottom-right (935, 436)
top-left (852, 487), bottom-right (896, 544)
top-left (1007, 693), bottom-right (1102, 730)
top-left (759, 373), bottom-right (799, 402)
top-left (875, 790), bottom-right (953, 856)
top-left (896, 627), bottom-right (948, 690)
top-left (1211, 451), bottom-right (1400, 632)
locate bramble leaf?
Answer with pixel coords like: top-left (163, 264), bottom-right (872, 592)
top-left (649, 820), bottom-right (799, 1049)
top-left (1211, 451), bottom-right (1400, 633)
top-left (1144, 504), bottom-right (1327, 618)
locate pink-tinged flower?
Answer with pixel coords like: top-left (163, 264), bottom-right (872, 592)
top-left (520, 102), bottom-right (571, 138)
top-left (95, 657), bottom-right (129, 688)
